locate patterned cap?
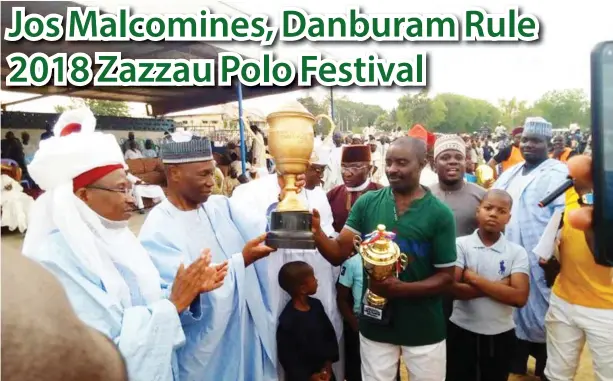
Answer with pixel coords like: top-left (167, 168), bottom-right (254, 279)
top-left (433, 135), bottom-right (466, 159)
top-left (523, 117), bottom-right (553, 138)
top-left (159, 130), bottom-right (213, 164)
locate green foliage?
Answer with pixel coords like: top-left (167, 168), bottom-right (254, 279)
top-left (531, 89), bottom-right (590, 128)
top-left (396, 90), bottom-right (447, 129)
top-left (54, 98), bottom-right (131, 117)
top-left (297, 96), bottom-right (330, 135)
top-left (295, 88), bottom-right (590, 135)
top-left (298, 95), bottom-right (385, 135)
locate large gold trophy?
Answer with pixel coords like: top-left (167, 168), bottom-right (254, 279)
top-left (355, 225), bottom-right (408, 324)
top-left (265, 101), bottom-right (335, 249)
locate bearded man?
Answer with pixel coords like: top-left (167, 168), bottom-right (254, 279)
top-left (313, 137), bottom-right (457, 381)
top-left (23, 109), bottom-right (226, 381)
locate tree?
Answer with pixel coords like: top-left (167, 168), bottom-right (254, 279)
top-left (497, 97), bottom-right (532, 128)
top-left (434, 94), bottom-right (500, 133)
top-left (374, 108), bottom-right (398, 131)
top-left (531, 89), bottom-right (590, 128)
top-left (396, 90), bottom-right (447, 129)
top-left (54, 98), bottom-right (131, 117)
top-left (297, 96), bottom-right (330, 135)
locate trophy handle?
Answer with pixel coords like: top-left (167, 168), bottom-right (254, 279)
top-left (315, 114), bottom-right (337, 142)
top-left (399, 253), bottom-right (409, 270)
top-left (353, 235), bottom-right (363, 253)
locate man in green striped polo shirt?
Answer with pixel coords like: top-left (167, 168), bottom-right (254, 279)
top-left (312, 136), bottom-right (457, 381)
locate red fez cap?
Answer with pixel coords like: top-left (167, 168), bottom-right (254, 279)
top-left (512, 127), bottom-right (524, 136)
top-left (407, 124), bottom-right (428, 143)
top-left (73, 164), bottom-right (124, 192)
top-left (426, 132), bottom-right (436, 149)
top-left (341, 145), bottom-right (371, 163)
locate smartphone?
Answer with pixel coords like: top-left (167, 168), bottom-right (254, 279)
top-left (590, 41), bottom-right (613, 266)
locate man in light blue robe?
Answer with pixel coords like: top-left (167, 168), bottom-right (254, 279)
top-left (139, 131), bottom-right (278, 381)
top-left (22, 109), bottom-right (224, 381)
top-left (493, 117), bottom-right (568, 377)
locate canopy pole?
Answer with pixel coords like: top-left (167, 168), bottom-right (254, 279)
top-left (237, 82), bottom-right (247, 176)
top-left (330, 87), bottom-right (335, 120)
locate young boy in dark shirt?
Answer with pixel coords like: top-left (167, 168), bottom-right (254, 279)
top-left (277, 261), bottom-right (339, 381)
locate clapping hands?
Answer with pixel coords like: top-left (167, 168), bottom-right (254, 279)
top-left (169, 249), bottom-right (229, 313)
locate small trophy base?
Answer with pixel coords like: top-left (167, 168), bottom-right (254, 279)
top-left (360, 292), bottom-right (391, 325)
top-left (266, 211), bottom-right (315, 250)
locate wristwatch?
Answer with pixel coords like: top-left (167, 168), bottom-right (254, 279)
top-left (579, 193), bottom-right (593, 206)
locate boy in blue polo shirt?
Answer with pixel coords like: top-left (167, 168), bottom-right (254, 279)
top-left (447, 189), bottom-right (530, 381)
top-left (337, 254), bottom-right (364, 381)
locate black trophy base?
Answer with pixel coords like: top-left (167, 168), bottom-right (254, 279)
top-left (266, 211), bottom-right (315, 250)
top-left (360, 294), bottom-right (391, 325)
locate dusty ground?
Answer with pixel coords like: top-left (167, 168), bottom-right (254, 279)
top-left (3, 213), bottom-right (595, 381)
top-left (397, 339), bottom-right (595, 380)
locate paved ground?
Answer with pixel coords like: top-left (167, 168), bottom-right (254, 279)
top-left (2, 213), bottom-right (594, 380)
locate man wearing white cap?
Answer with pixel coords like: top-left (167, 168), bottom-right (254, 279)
top-left (493, 117), bottom-right (568, 378)
top-left (231, 144), bottom-right (344, 381)
top-left (23, 109), bottom-right (227, 381)
top-left (430, 135), bottom-right (486, 237)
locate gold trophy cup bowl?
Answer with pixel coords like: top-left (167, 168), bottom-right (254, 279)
top-left (265, 101), bottom-right (336, 249)
top-left (356, 225), bottom-right (406, 318)
top-left (475, 164), bottom-right (495, 188)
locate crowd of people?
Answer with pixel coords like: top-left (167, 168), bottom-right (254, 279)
top-left (2, 106), bottom-right (610, 381)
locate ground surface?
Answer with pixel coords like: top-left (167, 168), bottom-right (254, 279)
top-left (2, 213), bottom-right (595, 381)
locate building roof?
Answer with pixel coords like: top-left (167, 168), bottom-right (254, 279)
top-left (0, 1), bottom-right (301, 116)
top-left (167, 103), bottom-right (266, 122)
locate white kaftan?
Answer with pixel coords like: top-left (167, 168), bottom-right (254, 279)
top-left (28, 231), bottom-right (185, 381)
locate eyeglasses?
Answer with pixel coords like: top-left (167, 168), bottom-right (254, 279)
top-left (341, 165), bottom-right (368, 173)
top-left (310, 165), bottom-right (327, 174)
top-left (86, 186), bottom-right (132, 196)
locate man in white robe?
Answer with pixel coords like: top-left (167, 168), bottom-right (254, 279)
top-left (138, 131), bottom-right (278, 381)
top-left (1, 174), bottom-right (34, 233)
top-left (127, 172), bottom-right (166, 211)
top-left (22, 109), bottom-right (226, 381)
top-left (324, 132), bottom-right (345, 191)
top-left (231, 147), bottom-right (345, 381)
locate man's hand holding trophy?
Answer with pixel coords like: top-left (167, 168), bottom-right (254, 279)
top-left (355, 225), bottom-right (409, 325)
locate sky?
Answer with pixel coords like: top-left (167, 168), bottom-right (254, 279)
top-left (1, 0), bottom-right (611, 117)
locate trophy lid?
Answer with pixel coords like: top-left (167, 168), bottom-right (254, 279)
top-left (360, 224), bottom-right (400, 266)
top-left (266, 101), bottom-right (315, 121)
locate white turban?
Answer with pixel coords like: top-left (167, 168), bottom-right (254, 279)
top-left (29, 109), bottom-right (126, 190)
top-left (23, 108), bottom-right (162, 308)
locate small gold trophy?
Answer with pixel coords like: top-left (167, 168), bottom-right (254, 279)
top-left (265, 101), bottom-right (336, 249)
top-left (475, 164), bottom-right (495, 188)
top-left (355, 225), bottom-right (408, 324)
